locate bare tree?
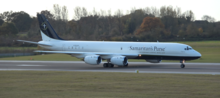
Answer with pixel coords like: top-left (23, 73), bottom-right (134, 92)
top-left (151, 7), bottom-right (159, 17)
top-left (167, 6), bottom-right (176, 17)
top-left (115, 9), bottom-right (124, 38)
top-left (185, 10), bottom-right (195, 21)
top-left (107, 9), bottom-right (111, 17)
top-left (160, 6), bottom-right (177, 18)
top-left (100, 10), bottom-right (106, 18)
top-left (143, 7), bottom-right (151, 15)
top-left (130, 7), bottom-right (136, 14)
top-left (52, 4), bottom-right (62, 20)
top-left (82, 7), bottom-right (88, 17)
top-left (202, 15), bottom-right (216, 22)
top-left (115, 9), bottom-right (123, 18)
top-left (61, 6), bottom-right (68, 21)
top-left (52, 4), bottom-right (69, 21)
top-left (160, 6), bottom-right (167, 17)
top-left (74, 7), bottom-right (82, 20)
top-left (176, 7), bottom-right (182, 18)
top-left (40, 10), bottom-right (54, 19)
top-left (92, 8), bottom-right (97, 17)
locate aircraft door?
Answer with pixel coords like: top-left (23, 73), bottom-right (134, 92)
top-left (62, 44), bottom-right (66, 51)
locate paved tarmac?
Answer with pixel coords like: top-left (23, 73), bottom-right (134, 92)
top-left (0, 60), bottom-right (220, 75)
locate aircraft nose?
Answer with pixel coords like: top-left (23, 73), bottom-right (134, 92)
top-left (195, 51), bottom-right (202, 58)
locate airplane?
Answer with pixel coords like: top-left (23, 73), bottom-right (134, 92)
top-left (17, 13), bottom-right (201, 68)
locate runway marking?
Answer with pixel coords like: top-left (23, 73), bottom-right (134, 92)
top-left (0, 69), bottom-right (219, 75)
top-left (17, 64), bottom-right (44, 66)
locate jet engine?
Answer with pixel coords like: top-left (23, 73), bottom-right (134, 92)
top-left (84, 55), bottom-right (102, 65)
top-left (145, 59), bottom-right (161, 63)
top-left (111, 56), bottom-right (128, 66)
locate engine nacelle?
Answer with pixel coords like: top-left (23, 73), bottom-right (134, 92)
top-left (145, 59), bottom-right (161, 63)
top-left (111, 56), bottom-right (128, 66)
top-left (84, 55), bottom-right (102, 65)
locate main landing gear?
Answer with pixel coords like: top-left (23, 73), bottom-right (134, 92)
top-left (103, 63), bottom-right (128, 68)
top-left (103, 63), bottom-right (114, 68)
top-left (124, 63), bottom-right (128, 67)
top-left (103, 59), bottom-right (128, 68)
top-left (181, 63), bottom-right (185, 68)
top-left (103, 59), bottom-right (114, 68)
top-left (180, 59), bottom-right (185, 68)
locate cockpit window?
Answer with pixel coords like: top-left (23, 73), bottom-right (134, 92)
top-left (185, 46), bottom-right (192, 50)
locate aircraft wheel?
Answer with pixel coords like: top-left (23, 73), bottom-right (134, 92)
top-left (103, 63), bottom-right (108, 68)
top-left (108, 63), bottom-right (114, 68)
top-left (180, 64), bottom-right (185, 68)
top-left (124, 63), bottom-right (128, 67)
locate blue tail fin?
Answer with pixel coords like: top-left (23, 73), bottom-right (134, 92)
top-left (37, 13), bottom-right (63, 40)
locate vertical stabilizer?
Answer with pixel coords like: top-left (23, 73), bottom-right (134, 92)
top-left (37, 13), bottom-right (63, 40)
top-left (40, 30), bottom-right (52, 41)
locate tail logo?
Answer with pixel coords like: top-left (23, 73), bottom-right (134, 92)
top-left (41, 22), bottom-right (47, 30)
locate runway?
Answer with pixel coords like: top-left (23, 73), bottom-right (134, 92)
top-left (0, 60), bottom-right (220, 75)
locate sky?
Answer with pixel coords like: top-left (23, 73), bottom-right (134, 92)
top-left (0, 0), bottom-right (220, 21)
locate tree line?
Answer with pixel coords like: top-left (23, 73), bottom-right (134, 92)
top-left (0, 4), bottom-right (220, 46)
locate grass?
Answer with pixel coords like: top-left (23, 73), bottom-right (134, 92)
top-left (0, 47), bottom-right (37, 53)
top-left (0, 54), bottom-right (82, 61)
top-left (0, 41), bottom-right (220, 62)
top-left (0, 71), bottom-right (219, 98)
top-left (0, 47), bottom-right (37, 50)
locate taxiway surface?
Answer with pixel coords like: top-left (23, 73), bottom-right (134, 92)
top-left (0, 60), bottom-right (220, 74)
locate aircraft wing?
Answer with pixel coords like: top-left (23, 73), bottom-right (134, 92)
top-left (17, 40), bottom-right (52, 46)
top-left (34, 50), bottom-right (138, 57)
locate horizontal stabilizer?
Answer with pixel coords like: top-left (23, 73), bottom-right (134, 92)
top-left (17, 40), bottom-right (52, 46)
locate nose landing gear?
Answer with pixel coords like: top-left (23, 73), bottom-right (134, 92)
top-left (180, 63), bottom-right (185, 68)
top-left (180, 60), bottom-right (185, 68)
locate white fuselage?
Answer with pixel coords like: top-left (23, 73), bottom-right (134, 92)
top-left (39, 40), bottom-right (201, 60)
